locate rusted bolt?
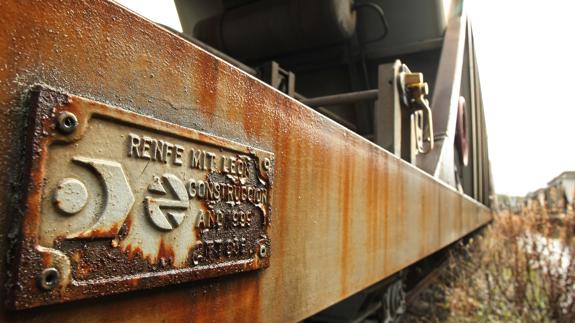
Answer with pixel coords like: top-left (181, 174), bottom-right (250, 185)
top-left (258, 243), bottom-right (268, 258)
top-left (57, 111), bottom-right (78, 134)
top-left (38, 267), bottom-right (60, 290)
top-left (192, 253), bottom-right (202, 266)
top-left (262, 158), bottom-right (271, 171)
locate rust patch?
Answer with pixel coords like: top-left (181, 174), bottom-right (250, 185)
top-left (419, 180), bottom-right (428, 257)
top-left (365, 145), bottom-right (379, 275)
top-left (339, 145), bottom-right (353, 296)
top-left (195, 52), bottom-right (220, 118)
top-left (269, 95), bottom-right (291, 295)
top-left (240, 77), bottom-right (266, 139)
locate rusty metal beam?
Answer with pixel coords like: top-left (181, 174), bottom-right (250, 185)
top-left (0, 0), bottom-right (491, 321)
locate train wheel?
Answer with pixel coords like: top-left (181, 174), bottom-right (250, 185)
top-left (379, 279), bottom-right (406, 323)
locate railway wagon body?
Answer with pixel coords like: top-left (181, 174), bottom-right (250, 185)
top-left (527, 188), bottom-right (548, 214)
top-left (545, 172), bottom-right (575, 214)
top-left (0, 0), bottom-right (492, 321)
top-left (526, 172), bottom-right (575, 215)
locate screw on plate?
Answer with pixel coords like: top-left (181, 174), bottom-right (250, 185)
top-left (192, 254), bottom-right (201, 265)
top-left (57, 111), bottom-right (78, 134)
top-left (258, 243), bottom-right (268, 258)
top-left (262, 158), bottom-right (271, 171)
top-left (38, 267), bottom-right (60, 290)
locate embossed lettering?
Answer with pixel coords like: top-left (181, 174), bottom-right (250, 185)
top-left (196, 210), bottom-right (206, 228)
top-left (126, 133), bottom-right (182, 166)
top-left (174, 144), bottom-right (184, 165)
top-left (128, 133), bottom-right (141, 157)
top-left (141, 136), bottom-right (152, 159)
top-left (163, 142), bottom-right (174, 164)
top-left (190, 149), bottom-right (202, 169)
top-left (153, 140), bottom-right (164, 161)
top-left (207, 152), bottom-right (217, 171)
top-left (197, 236), bottom-right (249, 260)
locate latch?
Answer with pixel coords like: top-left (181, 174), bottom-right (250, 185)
top-left (398, 66), bottom-right (434, 157)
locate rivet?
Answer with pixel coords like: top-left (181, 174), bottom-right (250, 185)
top-left (262, 158), bottom-right (271, 171)
top-left (57, 111), bottom-right (78, 134)
top-left (38, 267), bottom-right (60, 290)
top-left (258, 243), bottom-right (268, 258)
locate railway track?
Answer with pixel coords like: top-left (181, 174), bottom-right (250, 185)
top-left (406, 257), bottom-right (450, 305)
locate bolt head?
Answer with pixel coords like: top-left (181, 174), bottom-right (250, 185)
top-left (258, 244), bottom-right (268, 258)
top-left (57, 111), bottom-right (78, 134)
top-left (262, 158), bottom-right (271, 171)
top-left (39, 267), bottom-right (60, 290)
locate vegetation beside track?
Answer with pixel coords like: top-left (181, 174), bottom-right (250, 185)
top-left (405, 211), bottom-right (575, 322)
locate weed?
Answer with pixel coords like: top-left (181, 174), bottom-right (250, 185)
top-left (442, 212), bottom-right (575, 322)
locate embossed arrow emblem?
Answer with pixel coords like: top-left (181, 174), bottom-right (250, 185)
top-left (145, 174), bottom-right (189, 231)
top-left (66, 157), bottom-right (135, 239)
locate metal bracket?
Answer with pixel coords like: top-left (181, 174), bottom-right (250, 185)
top-left (260, 61), bottom-right (295, 97)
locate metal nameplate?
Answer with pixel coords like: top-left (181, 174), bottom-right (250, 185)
top-left (8, 87), bottom-right (273, 309)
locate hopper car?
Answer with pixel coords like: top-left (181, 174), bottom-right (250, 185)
top-left (0, 0), bottom-right (492, 321)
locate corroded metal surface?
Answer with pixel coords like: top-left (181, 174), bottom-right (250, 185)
top-left (0, 0), bottom-right (491, 321)
top-left (8, 88), bottom-right (273, 309)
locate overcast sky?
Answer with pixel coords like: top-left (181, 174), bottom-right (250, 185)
top-left (468, 0), bottom-right (575, 195)
top-left (114, 0), bottom-right (182, 31)
top-left (114, 0), bottom-right (574, 197)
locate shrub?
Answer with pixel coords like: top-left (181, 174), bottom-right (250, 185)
top-left (443, 212), bottom-right (575, 322)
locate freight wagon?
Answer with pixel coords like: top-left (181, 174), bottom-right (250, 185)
top-left (0, 0), bottom-right (492, 321)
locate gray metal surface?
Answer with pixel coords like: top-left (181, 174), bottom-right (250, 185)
top-left (375, 61), bottom-right (402, 155)
top-left (193, 0), bottom-right (357, 61)
top-left (300, 89), bottom-right (378, 107)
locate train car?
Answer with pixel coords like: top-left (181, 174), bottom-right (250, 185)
top-left (0, 0), bottom-right (492, 321)
top-left (532, 188), bottom-right (548, 215)
top-left (524, 191), bottom-right (539, 213)
top-left (545, 171), bottom-right (575, 214)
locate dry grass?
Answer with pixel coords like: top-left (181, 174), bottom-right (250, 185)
top-left (440, 212), bottom-right (575, 322)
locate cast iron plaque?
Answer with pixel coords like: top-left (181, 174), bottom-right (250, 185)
top-left (8, 87), bottom-right (273, 309)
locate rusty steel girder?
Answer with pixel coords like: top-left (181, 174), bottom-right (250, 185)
top-left (0, 0), bottom-right (491, 321)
